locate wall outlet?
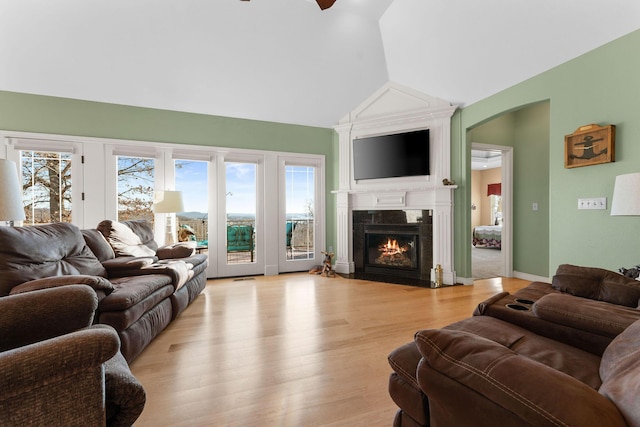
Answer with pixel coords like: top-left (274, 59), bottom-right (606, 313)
top-left (577, 197), bottom-right (607, 210)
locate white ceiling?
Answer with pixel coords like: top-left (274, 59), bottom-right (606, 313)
top-left (1, 0), bottom-right (639, 128)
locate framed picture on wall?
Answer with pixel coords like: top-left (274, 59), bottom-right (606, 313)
top-left (564, 123), bottom-right (615, 168)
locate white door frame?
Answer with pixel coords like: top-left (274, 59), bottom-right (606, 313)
top-left (471, 143), bottom-right (513, 277)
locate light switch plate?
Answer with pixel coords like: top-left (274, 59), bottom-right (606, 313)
top-left (577, 197), bottom-right (607, 210)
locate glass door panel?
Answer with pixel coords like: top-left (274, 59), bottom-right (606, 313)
top-left (175, 159), bottom-right (209, 253)
top-left (21, 151), bottom-right (72, 225)
top-left (116, 156), bottom-right (155, 224)
top-left (224, 161), bottom-right (257, 267)
top-left (282, 164), bottom-right (317, 272)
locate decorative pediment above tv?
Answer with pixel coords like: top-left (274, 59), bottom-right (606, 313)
top-left (353, 129), bottom-right (430, 180)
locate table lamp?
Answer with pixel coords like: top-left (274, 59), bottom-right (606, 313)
top-left (152, 190), bottom-right (184, 244)
top-left (611, 172), bottom-right (640, 216)
top-left (0, 159), bottom-right (26, 226)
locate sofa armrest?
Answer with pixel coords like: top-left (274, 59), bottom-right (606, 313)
top-left (0, 285), bottom-right (99, 351)
top-left (101, 256), bottom-right (157, 277)
top-left (104, 347), bottom-right (147, 427)
top-left (0, 326), bottom-right (120, 427)
top-left (533, 293), bottom-right (640, 338)
top-left (9, 274), bottom-right (114, 299)
top-left (473, 291), bottom-right (510, 316)
top-left (414, 328), bottom-right (626, 427)
top-left (157, 242), bottom-right (196, 259)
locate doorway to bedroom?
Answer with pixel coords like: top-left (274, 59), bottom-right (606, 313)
top-left (471, 144), bottom-right (512, 279)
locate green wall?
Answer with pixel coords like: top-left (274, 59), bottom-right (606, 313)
top-left (0, 90), bottom-right (337, 252)
top-left (454, 28), bottom-right (640, 278)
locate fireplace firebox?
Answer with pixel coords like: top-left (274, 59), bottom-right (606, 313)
top-left (364, 224), bottom-right (420, 278)
top-left (351, 210), bottom-right (433, 286)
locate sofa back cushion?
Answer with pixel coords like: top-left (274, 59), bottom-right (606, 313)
top-left (82, 229), bottom-right (116, 261)
top-left (553, 264), bottom-right (640, 308)
top-left (0, 223), bottom-right (107, 296)
top-left (97, 220), bottom-right (157, 257)
top-left (599, 319), bottom-right (640, 425)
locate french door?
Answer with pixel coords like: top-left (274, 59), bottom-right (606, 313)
top-left (278, 157), bottom-right (324, 273)
top-left (6, 138), bottom-right (83, 227)
top-left (217, 156), bottom-right (264, 277)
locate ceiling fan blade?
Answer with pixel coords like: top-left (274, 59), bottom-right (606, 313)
top-left (316, 0), bottom-right (337, 10)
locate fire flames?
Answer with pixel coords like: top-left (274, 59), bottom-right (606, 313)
top-left (380, 238), bottom-right (405, 256)
top-left (375, 237), bottom-right (413, 267)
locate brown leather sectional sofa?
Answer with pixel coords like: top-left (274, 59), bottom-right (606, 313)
top-left (388, 264), bottom-right (640, 426)
top-left (0, 220), bottom-right (208, 363)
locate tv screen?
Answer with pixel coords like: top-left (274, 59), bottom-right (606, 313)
top-left (353, 129), bottom-right (430, 180)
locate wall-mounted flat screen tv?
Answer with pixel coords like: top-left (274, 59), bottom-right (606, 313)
top-left (352, 129), bottom-right (430, 180)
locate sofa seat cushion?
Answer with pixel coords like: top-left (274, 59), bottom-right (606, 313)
top-left (98, 275), bottom-right (174, 331)
top-left (599, 319), bottom-right (640, 426)
top-left (99, 274), bottom-right (172, 312)
top-left (142, 260), bottom-right (193, 290)
top-left (553, 264), bottom-right (640, 308)
top-left (533, 293), bottom-right (640, 338)
top-left (0, 223), bottom-right (107, 296)
top-left (97, 220), bottom-right (156, 257)
top-left (444, 316), bottom-right (603, 389)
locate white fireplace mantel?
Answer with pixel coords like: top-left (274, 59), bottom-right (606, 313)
top-left (332, 82), bottom-right (458, 285)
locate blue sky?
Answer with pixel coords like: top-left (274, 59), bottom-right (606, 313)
top-left (174, 160), bottom-right (314, 215)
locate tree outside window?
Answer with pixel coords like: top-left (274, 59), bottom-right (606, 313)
top-left (117, 156), bottom-right (155, 224)
top-left (21, 151), bottom-right (72, 224)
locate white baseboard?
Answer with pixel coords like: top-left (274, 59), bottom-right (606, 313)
top-left (513, 271), bottom-right (550, 283)
top-left (457, 271), bottom-right (550, 286)
top-left (456, 277), bottom-right (475, 285)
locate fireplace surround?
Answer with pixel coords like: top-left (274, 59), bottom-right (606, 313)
top-left (332, 82), bottom-right (458, 285)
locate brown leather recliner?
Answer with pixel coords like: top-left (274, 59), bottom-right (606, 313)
top-left (388, 265), bottom-right (640, 427)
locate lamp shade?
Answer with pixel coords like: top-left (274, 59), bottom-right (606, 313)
top-left (610, 172), bottom-right (640, 216)
top-left (0, 159), bottom-right (26, 222)
top-left (152, 191), bottom-right (184, 214)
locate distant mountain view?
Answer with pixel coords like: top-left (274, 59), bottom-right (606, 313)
top-left (177, 212), bottom-right (312, 221)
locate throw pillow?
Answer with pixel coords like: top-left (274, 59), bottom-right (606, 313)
top-left (98, 220), bottom-right (156, 257)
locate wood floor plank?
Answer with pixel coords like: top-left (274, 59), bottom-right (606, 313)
top-left (130, 274), bottom-right (529, 426)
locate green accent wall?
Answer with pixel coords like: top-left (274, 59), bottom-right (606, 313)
top-left (454, 28), bottom-right (640, 278)
top-left (0, 90), bottom-right (337, 253)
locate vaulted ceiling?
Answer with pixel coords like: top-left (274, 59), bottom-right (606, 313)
top-left (1, 0), bottom-right (639, 128)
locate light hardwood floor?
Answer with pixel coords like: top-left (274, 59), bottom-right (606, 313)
top-left (130, 274), bottom-right (529, 427)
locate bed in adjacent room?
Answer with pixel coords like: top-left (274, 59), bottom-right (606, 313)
top-left (472, 225), bottom-right (502, 249)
